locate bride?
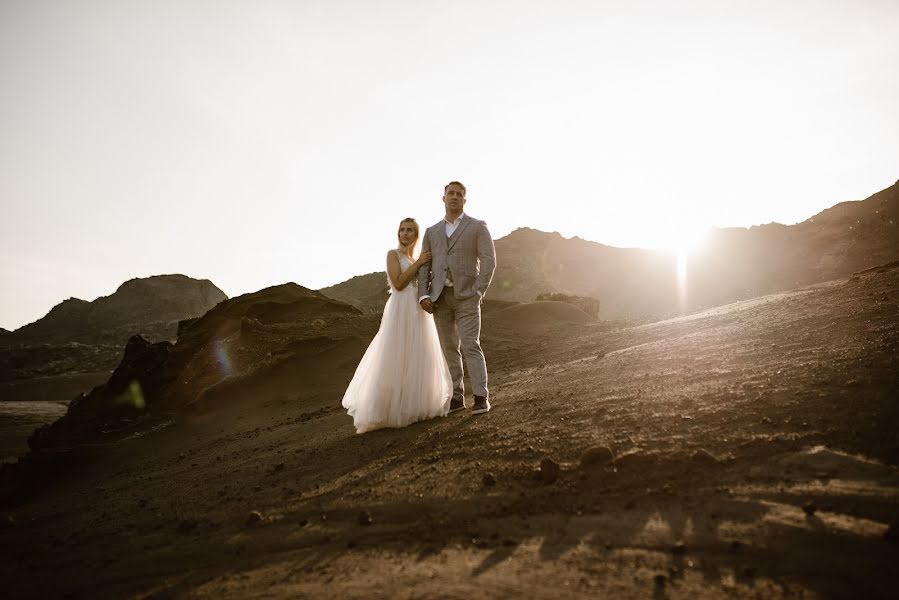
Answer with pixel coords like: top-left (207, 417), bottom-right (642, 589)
top-left (341, 218), bottom-right (453, 434)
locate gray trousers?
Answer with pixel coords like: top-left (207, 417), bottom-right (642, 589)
top-left (433, 289), bottom-right (489, 400)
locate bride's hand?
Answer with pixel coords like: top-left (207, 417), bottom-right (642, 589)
top-left (417, 251), bottom-right (432, 266)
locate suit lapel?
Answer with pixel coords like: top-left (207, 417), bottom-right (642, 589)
top-left (446, 217), bottom-right (471, 252)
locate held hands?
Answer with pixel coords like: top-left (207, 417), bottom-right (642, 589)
top-left (415, 251), bottom-right (432, 267)
top-left (417, 251), bottom-right (433, 312)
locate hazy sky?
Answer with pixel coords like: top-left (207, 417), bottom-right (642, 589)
top-left (2, 0), bottom-right (897, 330)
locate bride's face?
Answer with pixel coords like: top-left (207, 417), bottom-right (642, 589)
top-left (398, 221), bottom-right (417, 248)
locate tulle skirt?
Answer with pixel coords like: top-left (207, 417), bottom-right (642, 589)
top-left (342, 286), bottom-right (452, 434)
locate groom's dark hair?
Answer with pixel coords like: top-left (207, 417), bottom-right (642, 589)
top-left (444, 181), bottom-right (466, 195)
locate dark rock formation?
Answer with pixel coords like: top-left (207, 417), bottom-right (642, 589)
top-left (27, 335), bottom-right (178, 453)
top-left (22, 282), bottom-right (375, 454)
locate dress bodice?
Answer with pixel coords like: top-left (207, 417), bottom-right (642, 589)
top-left (389, 251), bottom-right (415, 293)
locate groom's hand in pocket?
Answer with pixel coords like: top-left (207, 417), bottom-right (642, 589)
top-left (420, 298), bottom-right (434, 314)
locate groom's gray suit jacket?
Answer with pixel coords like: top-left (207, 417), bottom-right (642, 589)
top-left (418, 214), bottom-right (496, 302)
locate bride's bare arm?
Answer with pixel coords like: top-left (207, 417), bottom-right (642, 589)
top-left (387, 251), bottom-right (432, 290)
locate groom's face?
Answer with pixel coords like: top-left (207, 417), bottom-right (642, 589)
top-left (443, 184), bottom-right (466, 213)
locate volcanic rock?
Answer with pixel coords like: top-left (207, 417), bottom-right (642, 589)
top-left (580, 446), bottom-right (614, 466)
top-left (539, 458), bottom-right (560, 484)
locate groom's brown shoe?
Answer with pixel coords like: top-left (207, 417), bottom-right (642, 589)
top-left (471, 395), bottom-right (491, 415)
top-left (448, 397), bottom-right (465, 413)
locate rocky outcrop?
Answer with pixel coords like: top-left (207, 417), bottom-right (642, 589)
top-left (27, 335), bottom-right (178, 453)
top-left (25, 282), bottom-right (375, 453)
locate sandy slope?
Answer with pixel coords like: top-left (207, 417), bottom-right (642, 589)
top-left (2, 265), bottom-right (898, 599)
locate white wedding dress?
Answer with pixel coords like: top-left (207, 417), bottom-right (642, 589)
top-left (342, 251), bottom-right (453, 434)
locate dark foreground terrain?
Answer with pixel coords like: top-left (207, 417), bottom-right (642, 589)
top-left (1, 263), bottom-right (898, 599)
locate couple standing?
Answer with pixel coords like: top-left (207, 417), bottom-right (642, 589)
top-left (342, 181), bottom-right (497, 434)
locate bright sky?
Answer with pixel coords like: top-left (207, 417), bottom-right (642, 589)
top-left (2, 0), bottom-right (897, 330)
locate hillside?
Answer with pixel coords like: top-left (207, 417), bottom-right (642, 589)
top-left (320, 272), bottom-right (389, 315)
top-left (1, 261), bottom-right (897, 598)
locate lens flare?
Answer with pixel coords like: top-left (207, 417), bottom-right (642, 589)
top-left (676, 252), bottom-right (689, 314)
top-left (114, 380), bottom-right (146, 410)
top-left (214, 341), bottom-right (232, 377)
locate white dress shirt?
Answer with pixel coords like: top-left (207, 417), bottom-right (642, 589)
top-left (445, 212), bottom-right (465, 238)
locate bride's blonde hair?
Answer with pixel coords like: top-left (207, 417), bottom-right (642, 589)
top-left (397, 217), bottom-right (420, 258)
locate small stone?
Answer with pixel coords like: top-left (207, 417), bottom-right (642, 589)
top-left (246, 510), bottom-right (263, 525)
top-left (691, 449), bottom-right (721, 464)
top-left (482, 472), bottom-right (497, 486)
top-left (539, 458), bottom-right (560, 484)
top-left (176, 519), bottom-right (198, 533)
top-left (802, 500), bottom-right (818, 515)
top-left (357, 510), bottom-right (373, 526)
top-left (671, 541), bottom-right (687, 555)
top-left (613, 450), bottom-right (652, 470)
top-left (580, 446), bottom-right (614, 467)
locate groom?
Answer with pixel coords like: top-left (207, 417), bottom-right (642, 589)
top-left (418, 181), bottom-right (497, 415)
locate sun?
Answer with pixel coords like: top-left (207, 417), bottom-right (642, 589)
top-left (657, 222), bottom-right (710, 314)
top-left (640, 220), bottom-right (710, 257)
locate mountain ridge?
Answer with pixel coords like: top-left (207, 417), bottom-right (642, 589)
top-left (3, 274), bottom-right (227, 347)
top-left (321, 181), bottom-right (899, 317)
